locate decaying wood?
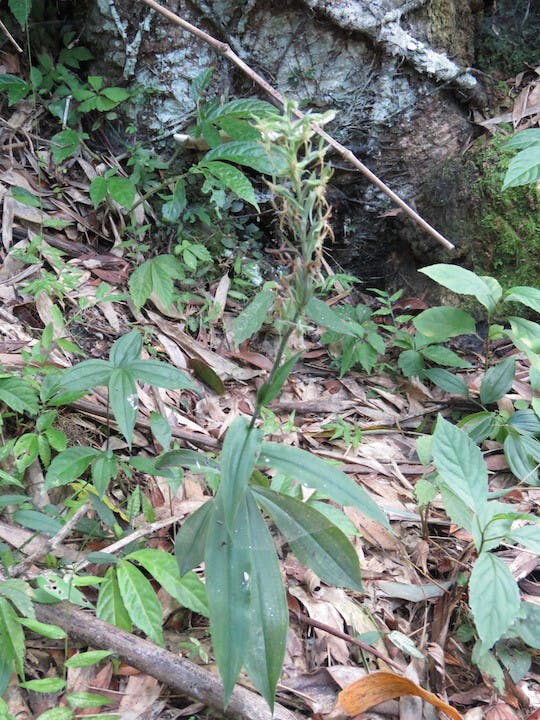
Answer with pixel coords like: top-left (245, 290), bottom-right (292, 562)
top-left (140, 0), bottom-right (455, 252)
top-left (35, 602), bottom-right (297, 720)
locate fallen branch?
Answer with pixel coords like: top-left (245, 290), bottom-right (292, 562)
top-left (140, 0), bottom-right (455, 251)
top-left (35, 602), bottom-right (297, 720)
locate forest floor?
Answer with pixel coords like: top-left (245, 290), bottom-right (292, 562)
top-left (0, 72), bottom-right (539, 720)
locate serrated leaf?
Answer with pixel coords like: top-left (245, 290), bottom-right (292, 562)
top-left (432, 416), bottom-right (487, 511)
top-left (439, 485), bottom-right (474, 532)
top-left (127, 549), bottom-right (208, 616)
top-left (0, 73), bottom-right (29, 104)
top-left (509, 523), bottom-right (540, 554)
top-left (421, 345), bottom-right (471, 368)
top-left (205, 495), bottom-right (251, 705)
top-left (220, 416), bottom-right (262, 532)
top-left (233, 289), bottom-right (275, 346)
top-left (413, 307), bottom-right (476, 342)
top-left (46, 446), bottom-right (100, 488)
top-left (398, 349), bottom-right (425, 378)
top-left (253, 487), bottom-right (362, 591)
top-left (117, 561), bottom-right (163, 645)
top-left (480, 358), bottom-right (515, 404)
top-left (0, 597), bottom-right (25, 679)
top-left (107, 176), bottom-right (136, 209)
top-left (0, 376), bottom-right (39, 414)
top-left (423, 368), bottom-right (469, 395)
top-left (96, 567), bottom-right (131, 632)
top-left (243, 490), bottom-right (287, 709)
top-left (469, 552), bottom-right (520, 648)
top-left (502, 143), bottom-right (540, 189)
top-left (108, 368), bottom-right (138, 447)
top-left (419, 264), bottom-right (498, 311)
top-left (128, 359), bottom-right (196, 391)
top-left (51, 128), bottom-right (86, 164)
top-left (504, 285), bottom-right (540, 314)
top-left (174, 499), bottom-right (214, 575)
top-left (89, 176), bottom-right (108, 207)
top-left (128, 255), bottom-right (183, 310)
top-left (258, 442), bottom-right (389, 528)
top-left (200, 161), bottom-right (258, 207)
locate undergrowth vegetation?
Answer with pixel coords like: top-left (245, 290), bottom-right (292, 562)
top-left (0, 2), bottom-right (539, 718)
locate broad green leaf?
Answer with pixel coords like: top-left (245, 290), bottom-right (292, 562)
top-left (18, 618), bottom-right (65, 639)
top-left (108, 368), bottom-right (138, 446)
top-left (101, 87), bottom-right (131, 103)
top-left (508, 409), bottom-right (540, 435)
top-left (56, 360), bottom-right (111, 392)
top-left (397, 349), bottom-right (425, 378)
top-left (458, 411), bottom-right (496, 443)
top-left (420, 345), bottom-right (471, 368)
top-left (51, 128), bottom-right (86, 164)
top-left (471, 640), bottom-right (505, 692)
top-left (200, 161), bottom-right (258, 207)
top-left (504, 286), bottom-right (540, 314)
top-left (508, 523), bottom-right (540, 554)
top-left (203, 141), bottom-right (287, 175)
top-left (439, 485), bottom-right (474, 533)
top-left (502, 143), bottom-right (540, 189)
top-left (256, 351), bottom-right (303, 407)
top-left (503, 128), bottom-right (540, 149)
top-left (480, 358), bottom-right (515, 404)
top-left (253, 487), bottom-right (362, 591)
top-left (91, 451), bottom-right (117, 498)
top-left (206, 98), bottom-right (277, 121)
top-left (0, 376), bottom-right (39, 414)
top-left (0, 597), bottom-right (25, 679)
top-left (258, 442), bottom-right (389, 528)
top-left (35, 708), bottom-right (74, 720)
top-left (19, 678), bottom-right (66, 693)
top-left (508, 317), bottom-right (540, 354)
top-left (423, 368), bottom-right (469, 395)
top-left (469, 552), bottom-right (520, 648)
top-left (109, 330), bottom-right (142, 367)
top-left (8, 0), bottom-right (31, 29)
top-left (0, 579), bottom-right (34, 619)
top-left (128, 255), bottom-right (184, 310)
top-left (156, 449), bottom-right (219, 474)
top-left (89, 176), bottom-right (108, 207)
top-left (432, 416), bottom-right (487, 511)
top-left (127, 359), bottom-right (196, 391)
top-left (107, 176), bottom-right (136, 209)
top-left (162, 178), bottom-right (187, 223)
top-left (419, 264), bottom-right (498, 311)
top-left (512, 601), bottom-right (540, 649)
top-left (127, 549), bottom-right (208, 616)
top-left (306, 297), bottom-right (359, 336)
top-left (64, 650), bottom-right (113, 668)
top-left (13, 509), bottom-right (62, 535)
top-left (32, 573), bottom-right (91, 607)
top-left (413, 307), bottom-right (476, 342)
top-left (46, 446), bottom-right (100, 488)
top-left (96, 567), bottom-right (131, 632)
top-left (117, 561), bottom-right (163, 645)
top-left (174, 499), bottom-right (214, 575)
top-left (414, 478), bottom-right (437, 509)
top-left (66, 691), bottom-right (112, 708)
top-left (503, 434), bottom-right (539, 484)
top-left (0, 74), bottom-right (29, 105)
top-left (220, 416), bottom-right (262, 532)
top-left (150, 411), bottom-right (172, 450)
top-left (205, 496), bottom-right (251, 705)
top-left (497, 643), bottom-right (531, 683)
top-left (243, 490), bottom-right (287, 709)
top-left (233, 288), bottom-right (275, 346)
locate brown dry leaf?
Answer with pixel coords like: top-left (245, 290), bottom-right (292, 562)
top-left (117, 674), bottom-right (162, 719)
top-left (338, 671), bottom-right (464, 719)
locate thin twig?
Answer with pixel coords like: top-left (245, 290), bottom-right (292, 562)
top-left (140, 0), bottom-right (454, 251)
top-left (0, 19), bottom-right (23, 52)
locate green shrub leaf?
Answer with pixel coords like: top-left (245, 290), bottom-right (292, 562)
top-left (96, 567), bottom-right (131, 632)
top-left (432, 416), bottom-right (487, 511)
top-left (469, 552), bottom-right (520, 648)
top-left (306, 297), bottom-right (359, 336)
top-left (504, 285), bottom-right (540, 314)
top-left (56, 360), bottom-right (111, 393)
top-left (116, 561), bottom-right (163, 645)
top-left (127, 359), bottom-right (196, 391)
top-left (502, 143), bottom-right (540, 189)
top-left (108, 368), bottom-right (138, 447)
top-left (0, 376), bottom-right (39, 414)
top-left (199, 161), bottom-right (258, 207)
top-left (420, 264), bottom-right (500, 311)
top-left (46, 446), bottom-right (100, 488)
top-left (0, 597), bottom-right (25, 679)
top-left (421, 345), bottom-right (471, 368)
top-left (413, 306), bottom-right (476, 342)
top-left (258, 442), bottom-right (389, 528)
top-left (174, 499), bottom-right (214, 575)
top-left (480, 358), bottom-right (515, 404)
top-left (423, 368), bottom-right (469, 395)
top-left (253, 487), bottom-right (362, 591)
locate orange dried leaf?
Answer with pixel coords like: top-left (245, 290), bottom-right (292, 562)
top-left (338, 671), bottom-right (464, 720)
